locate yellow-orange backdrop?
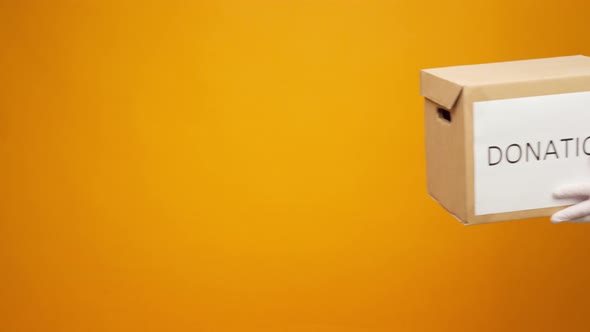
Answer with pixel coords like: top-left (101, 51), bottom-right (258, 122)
top-left (2, 1), bottom-right (590, 331)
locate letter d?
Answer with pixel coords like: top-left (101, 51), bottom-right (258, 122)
top-left (488, 146), bottom-right (502, 166)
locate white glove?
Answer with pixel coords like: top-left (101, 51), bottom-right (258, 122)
top-left (551, 183), bottom-right (590, 223)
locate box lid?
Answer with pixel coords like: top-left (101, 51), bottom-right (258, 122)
top-left (420, 55), bottom-right (590, 109)
top-left (420, 70), bottom-right (464, 109)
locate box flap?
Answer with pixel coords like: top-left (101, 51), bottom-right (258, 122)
top-left (422, 55), bottom-right (590, 87)
top-left (420, 70), bottom-right (463, 110)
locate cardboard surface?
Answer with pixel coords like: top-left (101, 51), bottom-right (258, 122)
top-left (421, 55), bottom-right (590, 225)
top-left (423, 55), bottom-right (590, 86)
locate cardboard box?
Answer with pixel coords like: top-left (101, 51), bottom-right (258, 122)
top-left (421, 55), bottom-right (590, 225)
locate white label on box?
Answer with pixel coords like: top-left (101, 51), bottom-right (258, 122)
top-left (473, 91), bottom-right (590, 216)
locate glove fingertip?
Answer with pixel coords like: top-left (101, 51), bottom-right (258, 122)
top-left (553, 184), bottom-right (590, 198)
top-left (551, 213), bottom-right (567, 223)
top-left (553, 185), bottom-right (577, 198)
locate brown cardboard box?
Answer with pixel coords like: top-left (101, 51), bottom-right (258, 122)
top-left (421, 55), bottom-right (590, 225)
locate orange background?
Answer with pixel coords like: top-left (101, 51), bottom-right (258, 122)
top-left (2, 1), bottom-right (590, 331)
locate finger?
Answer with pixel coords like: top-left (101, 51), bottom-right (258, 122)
top-left (566, 214), bottom-right (590, 223)
top-left (551, 200), bottom-right (590, 223)
top-left (553, 183), bottom-right (590, 199)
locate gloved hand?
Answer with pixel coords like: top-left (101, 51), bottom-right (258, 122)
top-left (551, 184), bottom-right (590, 223)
